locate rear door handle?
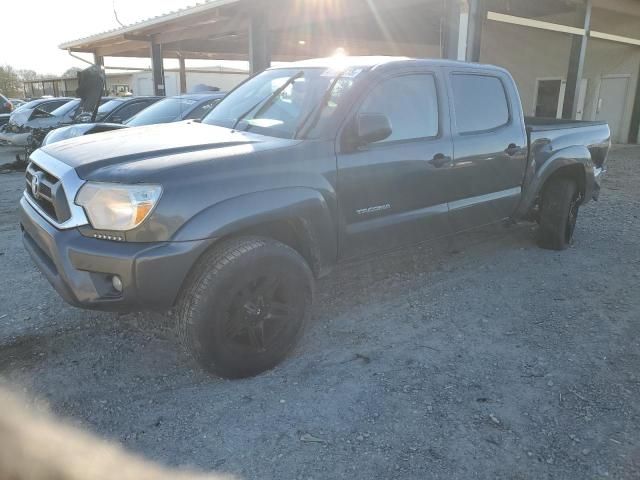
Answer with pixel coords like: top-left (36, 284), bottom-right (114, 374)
top-left (429, 153), bottom-right (451, 168)
top-left (505, 143), bottom-right (520, 156)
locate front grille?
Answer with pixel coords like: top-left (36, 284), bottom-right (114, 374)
top-left (25, 162), bottom-right (71, 223)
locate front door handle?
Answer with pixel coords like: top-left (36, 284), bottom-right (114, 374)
top-left (505, 143), bottom-right (520, 156)
top-left (429, 153), bottom-right (450, 168)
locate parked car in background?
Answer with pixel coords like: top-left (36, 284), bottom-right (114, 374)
top-left (93, 96), bottom-right (162, 123)
top-left (9, 98), bottom-right (27, 109)
top-left (0, 97), bottom-right (73, 143)
top-left (0, 97), bottom-right (112, 148)
top-left (0, 93), bottom-right (16, 128)
top-left (127, 92), bottom-right (226, 125)
top-left (0, 94), bottom-right (14, 114)
top-left (43, 92), bottom-right (225, 146)
top-left (8, 97), bottom-right (74, 117)
top-left (20, 57), bottom-right (610, 378)
top-left (1, 97), bottom-right (75, 133)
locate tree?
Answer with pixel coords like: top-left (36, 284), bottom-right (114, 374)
top-left (63, 67), bottom-right (83, 78)
top-left (16, 69), bottom-right (38, 82)
top-left (0, 65), bottom-right (21, 97)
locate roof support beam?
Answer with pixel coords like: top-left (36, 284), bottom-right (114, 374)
top-left (178, 55), bottom-right (187, 94)
top-left (486, 11), bottom-right (585, 35)
top-left (443, 0), bottom-right (469, 60)
top-left (150, 38), bottom-right (166, 96)
top-left (249, 2), bottom-right (271, 74)
top-left (95, 41), bottom-right (150, 57)
top-left (93, 52), bottom-right (104, 67)
top-left (123, 33), bottom-right (151, 42)
top-left (562, 0), bottom-right (592, 120)
top-left (154, 19), bottom-right (234, 44)
top-left (467, 0), bottom-right (485, 62)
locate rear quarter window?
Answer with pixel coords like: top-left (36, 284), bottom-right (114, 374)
top-left (451, 74), bottom-right (510, 134)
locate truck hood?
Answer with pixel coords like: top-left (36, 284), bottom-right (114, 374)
top-left (41, 121), bottom-right (295, 179)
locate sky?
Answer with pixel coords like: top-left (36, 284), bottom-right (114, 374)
top-left (1, 0), bottom-right (240, 75)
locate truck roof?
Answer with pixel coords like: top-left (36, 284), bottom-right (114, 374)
top-left (277, 56), bottom-right (507, 74)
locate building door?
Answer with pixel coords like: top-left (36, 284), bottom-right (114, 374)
top-left (534, 78), bottom-right (587, 119)
top-left (535, 79), bottom-right (565, 118)
top-left (135, 75), bottom-right (154, 96)
top-left (595, 75), bottom-right (630, 143)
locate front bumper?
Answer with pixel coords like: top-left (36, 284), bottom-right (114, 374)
top-left (20, 196), bottom-right (211, 312)
top-left (0, 131), bottom-right (30, 146)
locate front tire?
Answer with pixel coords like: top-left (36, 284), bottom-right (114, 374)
top-left (538, 177), bottom-right (580, 250)
top-left (176, 237), bottom-right (314, 378)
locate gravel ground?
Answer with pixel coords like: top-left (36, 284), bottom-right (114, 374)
top-left (0, 145), bottom-right (639, 479)
top-left (0, 145), bottom-right (23, 168)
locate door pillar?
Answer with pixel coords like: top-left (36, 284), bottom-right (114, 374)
top-left (562, 0), bottom-right (592, 119)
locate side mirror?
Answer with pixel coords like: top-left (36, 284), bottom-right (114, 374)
top-left (355, 112), bottom-right (392, 146)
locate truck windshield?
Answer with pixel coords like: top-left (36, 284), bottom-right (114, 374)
top-left (202, 67), bottom-right (362, 139)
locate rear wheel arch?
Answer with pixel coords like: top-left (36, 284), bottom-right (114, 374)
top-left (542, 163), bottom-right (586, 200)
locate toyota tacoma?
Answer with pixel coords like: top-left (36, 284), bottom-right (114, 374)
top-left (19, 57), bottom-right (610, 378)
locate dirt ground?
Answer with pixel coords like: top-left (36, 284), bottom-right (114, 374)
top-left (0, 145), bottom-right (639, 479)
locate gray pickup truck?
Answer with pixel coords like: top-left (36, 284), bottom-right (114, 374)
top-left (19, 57), bottom-right (610, 378)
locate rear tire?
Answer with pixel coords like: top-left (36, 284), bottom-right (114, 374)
top-left (176, 237), bottom-right (314, 378)
top-left (538, 177), bottom-right (580, 251)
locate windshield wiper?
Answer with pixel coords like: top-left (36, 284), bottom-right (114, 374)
top-left (231, 70), bottom-right (305, 131)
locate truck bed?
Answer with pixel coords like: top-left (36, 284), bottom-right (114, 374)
top-left (524, 116), bottom-right (610, 168)
top-left (524, 116), bottom-right (607, 132)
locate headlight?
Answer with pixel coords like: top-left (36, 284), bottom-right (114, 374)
top-left (76, 182), bottom-right (162, 231)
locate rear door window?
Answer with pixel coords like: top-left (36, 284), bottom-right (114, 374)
top-left (451, 74), bottom-right (510, 134)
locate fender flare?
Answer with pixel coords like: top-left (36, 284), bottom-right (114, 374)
top-left (515, 145), bottom-right (594, 218)
top-left (173, 187), bottom-right (337, 274)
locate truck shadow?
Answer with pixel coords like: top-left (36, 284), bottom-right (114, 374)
top-left (315, 221), bottom-right (536, 318)
top-left (1, 221), bottom-right (536, 376)
top-left (0, 220), bottom-right (540, 470)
